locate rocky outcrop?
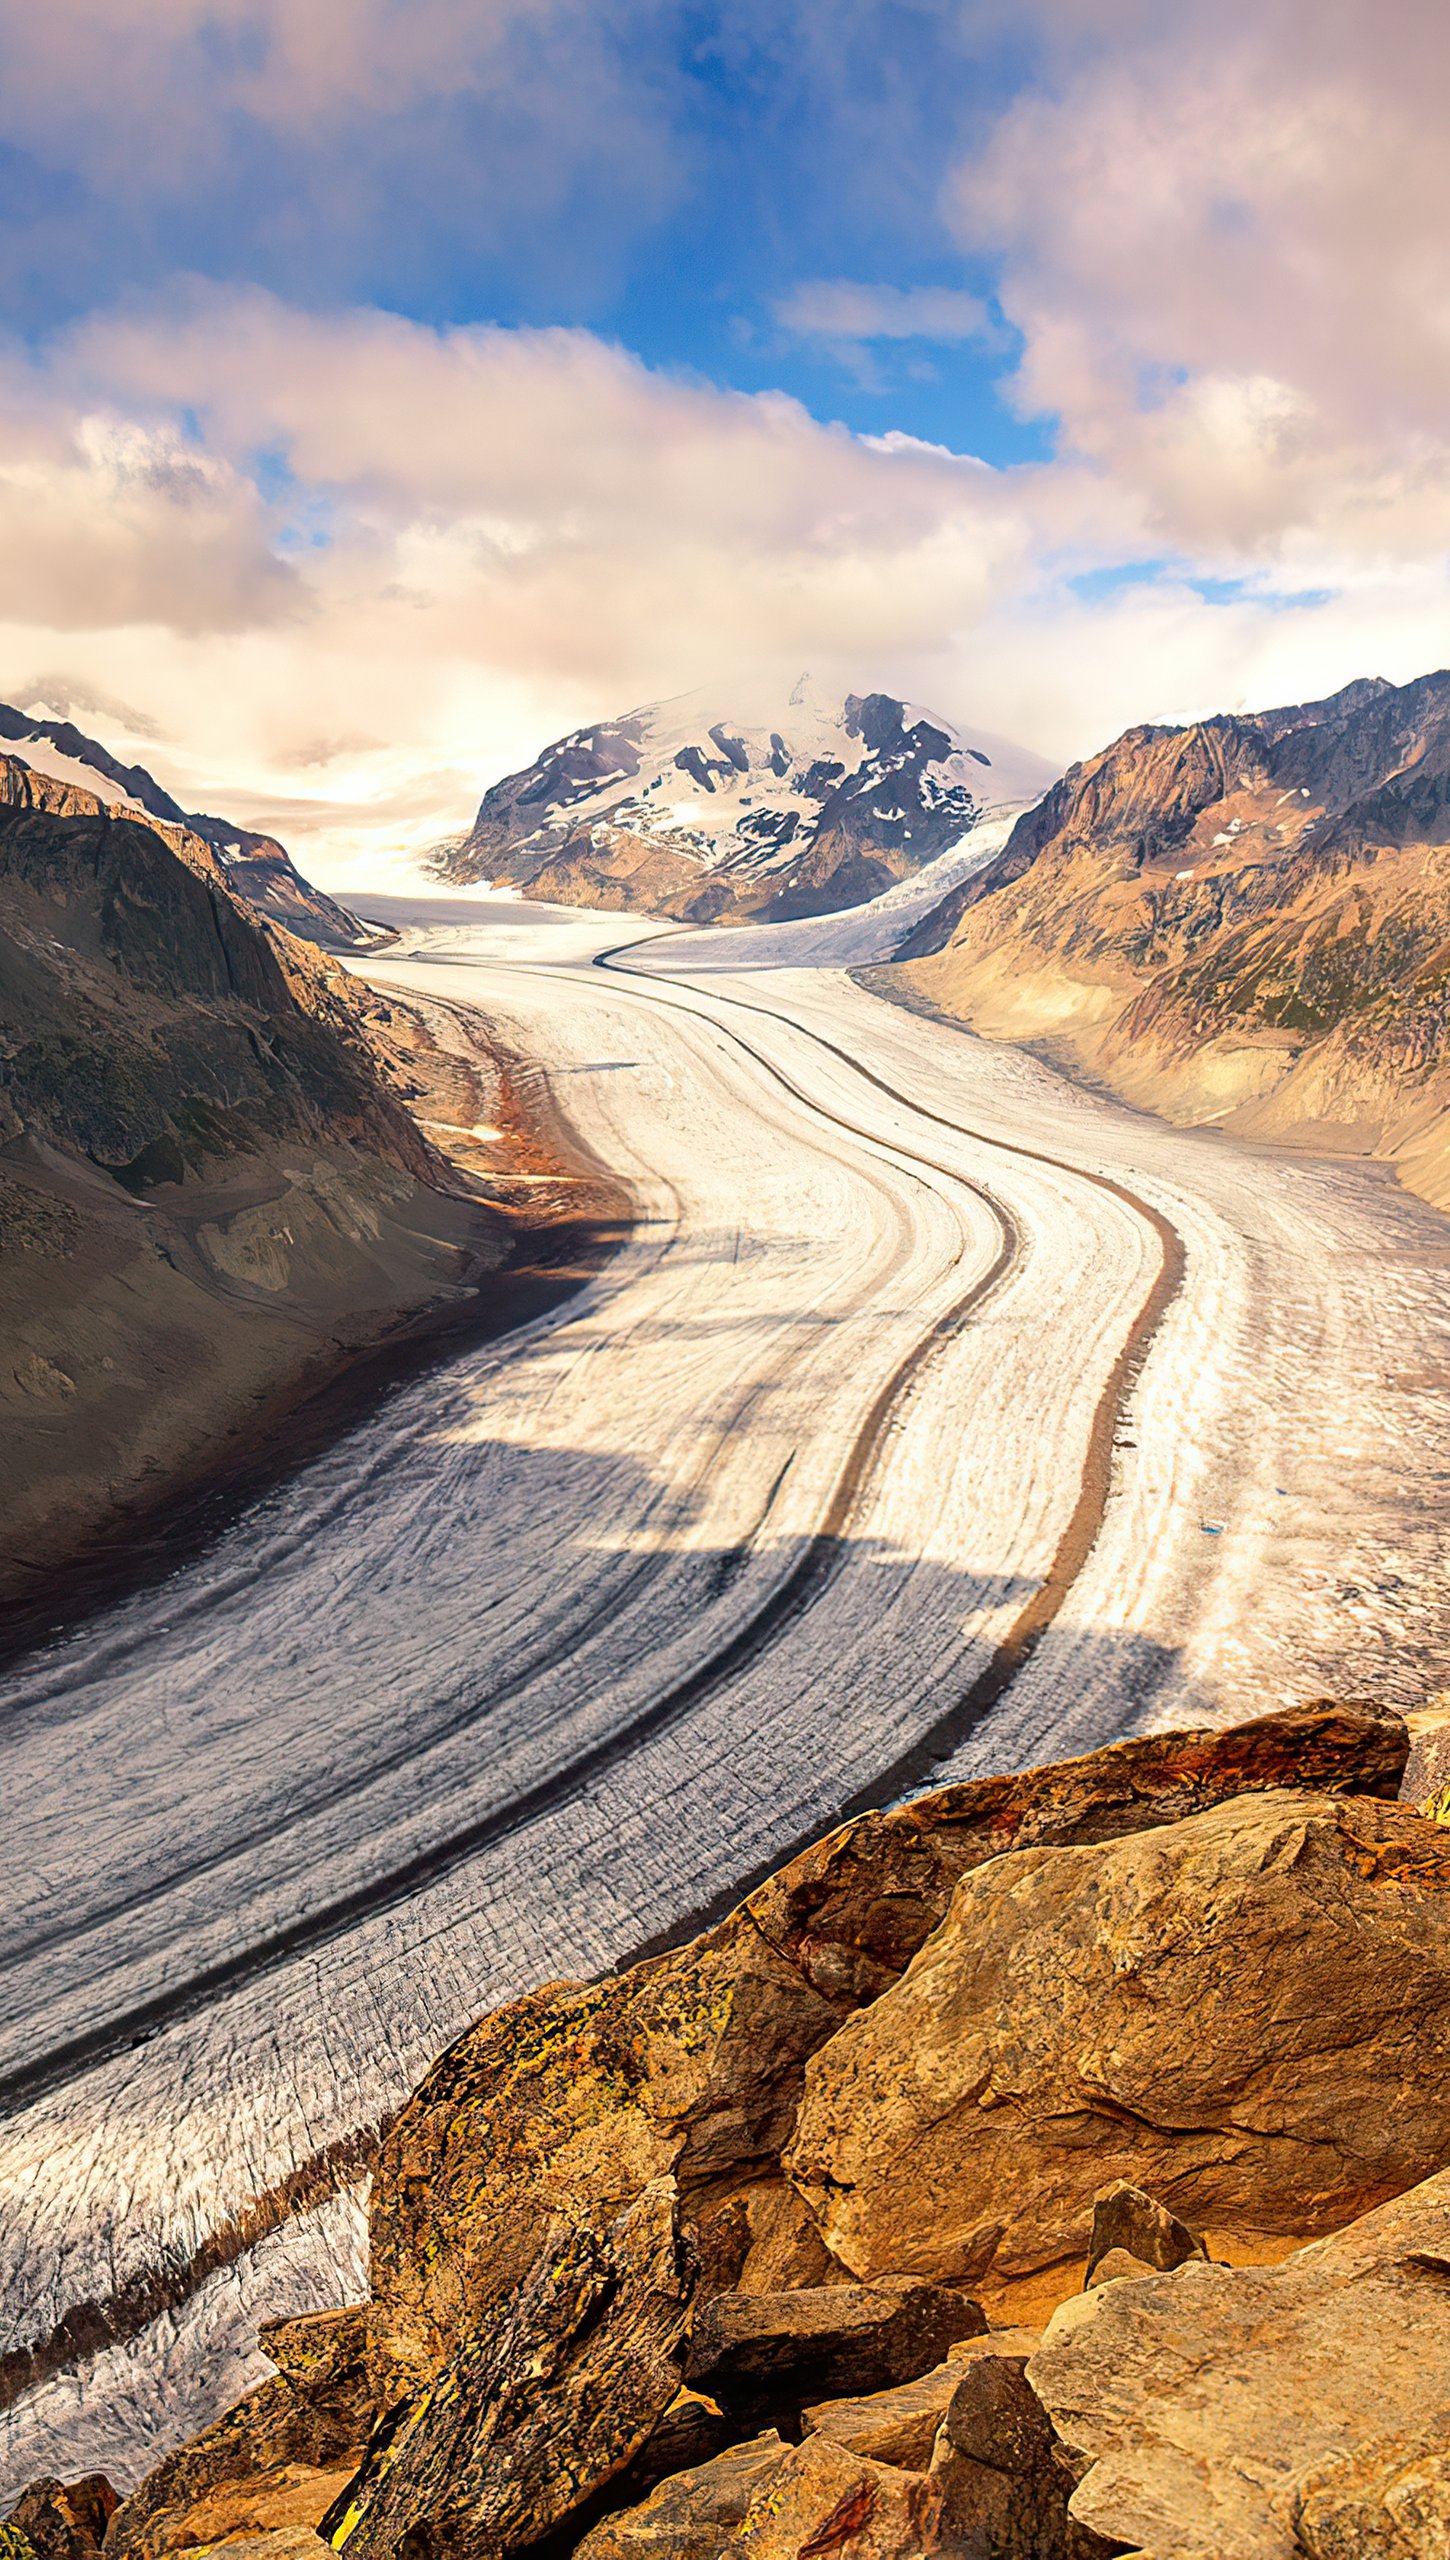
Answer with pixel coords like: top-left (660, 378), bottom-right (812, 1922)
top-left (573, 2434), bottom-right (787, 2560)
top-left (685, 2285), bottom-right (986, 2421)
top-left (366, 1700), bottom-right (1403, 2403)
top-left (37, 1699), bottom-right (1450, 2560)
top-left (365, 1926), bottom-right (847, 2406)
top-left (0, 791), bottom-right (521, 1607)
top-left (0, 2478), bottom-right (115, 2560)
top-left (105, 2311), bottom-right (371, 2560)
top-left (786, 1789), bottom-right (1450, 2283)
top-left (1029, 2164), bottom-right (1450, 2558)
top-left (322, 2182), bottom-right (695, 2560)
top-left (0, 704), bottom-right (367, 949)
top-left (435, 681), bottom-right (1051, 927)
top-left (895, 668), bottom-right (1450, 1212)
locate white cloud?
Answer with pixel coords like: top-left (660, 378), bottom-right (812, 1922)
top-left (7, 277), bottom-right (1450, 890)
top-left (954, 0), bottom-right (1450, 559)
top-left (0, 294), bottom-right (1033, 875)
top-left (0, 0), bottom-right (645, 150)
top-left (775, 281), bottom-right (988, 344)
top-left (0, 0), bottom-right (684, 312)
top-left (7, 0), bottom-right (1450, 884)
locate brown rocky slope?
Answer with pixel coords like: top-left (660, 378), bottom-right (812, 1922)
top-left (0, 704), bottom-right (368, 951)
top-left (14, 1694), bottom-right (1450, 2559)
top-left (0, 774), bottom-right (543, 1611)
top-left (894, 670), bottom-right (1450, 1213)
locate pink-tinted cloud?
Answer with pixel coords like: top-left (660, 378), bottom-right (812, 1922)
top-left (954, 0), bottom-right (1450, 554)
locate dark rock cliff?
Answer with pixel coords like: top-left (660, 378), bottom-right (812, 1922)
top-left (0, 784), bottom-right (510, 1607)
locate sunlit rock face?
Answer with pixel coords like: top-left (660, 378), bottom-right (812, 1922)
top-left (434, 678), bottom-right (1053, 926)
top-left (895, 667), bottom-right (1450, 1210)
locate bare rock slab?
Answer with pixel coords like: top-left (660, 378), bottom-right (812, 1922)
top-left (787, 1790), bottom-right (1450, 2283)
top-left (746, 1699), bottom-right (1407, 2010)
top-left (573, 2433), bottom-right (788, 2560)
top-left (1292, 2422), bottom-right (1450, 2556)
top-left (1026, 2164), bottom-right (1450, 2558)
top-left (802, 2363), bottom-right (962, 2470)
top-left (733, 2434), bottom-right (944, 2560)
top-left (323, 2180), bottom-right (695, 2560)
top-left (686, 2282), bottom-right (986, 2420)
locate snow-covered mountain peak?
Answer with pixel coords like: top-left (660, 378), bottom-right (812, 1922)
top-left (437, 681), bottom-right (1056, 928)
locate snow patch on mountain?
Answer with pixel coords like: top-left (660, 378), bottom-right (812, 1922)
top-left (624, 805), bottom-right (1034, 975)
top-left (436, 676), bottom-right (1057, 927)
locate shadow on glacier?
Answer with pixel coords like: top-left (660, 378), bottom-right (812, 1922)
top-left (0, 1410), bottom-right (1207, 2105)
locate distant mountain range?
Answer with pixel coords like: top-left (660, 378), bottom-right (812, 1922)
top-left (0, 701), bottom-right (366, 949)
top-left (895, 670), bottom-right (1450, 1212)
top-left (434, 679), bottom-right (1055, 925)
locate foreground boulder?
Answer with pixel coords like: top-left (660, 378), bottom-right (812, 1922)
top-left (573, 2434), bottom-right (788, 2560)
top-left (323, 2180), bottom-right (695, 2560)
top-left (368, 1702), bottom-right (1403, 2397)
top-left (76, 1702), bottom-right (1427, 2560)
top-left (686, 2283), bottom-right (986, 2420)
top-left (1027, 2162), bottom-right (1450, 2557)
top-left (731, 2435), bottom-right (943, 2560)
top-left (927, 2341), bottom-right (1070, 2560)
top-left (787, 1788), bottom-right (1450, 2282)
top-left (0, 2480), bottom-right (116, 2560)
top-left (108, 2312), bottom-right (372, 2560)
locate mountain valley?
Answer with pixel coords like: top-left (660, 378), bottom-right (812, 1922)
top-left (0, 703), bottom-right (369, 953)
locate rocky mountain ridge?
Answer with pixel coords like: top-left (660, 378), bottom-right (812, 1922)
top-left (894, 669), bottom-right (1450, 1211)
top-left (12, 1695), bottom-right (1450, 2558)
top-left (0, 781), bottom-right (521, 1609)
top-left (435, 680), bottom-right (1053, 926)
top-left (0, 703), bottom-right (367, 952)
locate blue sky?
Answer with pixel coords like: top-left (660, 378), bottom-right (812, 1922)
top-left (0, 1), bottom-right (1046, 461)
top-left (1, 0), bottom-right (1447, 878)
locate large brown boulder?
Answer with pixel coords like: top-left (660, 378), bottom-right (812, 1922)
top-left (686, 2283), bottom-right (986, 2420)
top-left (787, 1789), bottom-right (1450, 2282)
top-left (573, 2434), bottom-right (789, 2560)
top-left (927, 2343), bottom-right (1072, 2559)
top-left (322, 2180), bottom-right (696, 2560)
top-left (367, 1938), bottom-right (844, 2401)
top-left (731, 2435), bottom-right (944, 2559)
top-left (1026, 2163), bottom-right (1450, 2557)
top-left (368, 1703), bottom-right (1402, 2396)
top-left (1082, 2182), bottom-right (1207, 2288)
top-left (744, 1697), bottom-right (1406, 2010)
top-left (108, 2314), bottom-right (372, 2560)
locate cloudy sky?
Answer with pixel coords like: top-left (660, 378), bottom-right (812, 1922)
top-left (1, 0), bottom-right (1447, 880)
